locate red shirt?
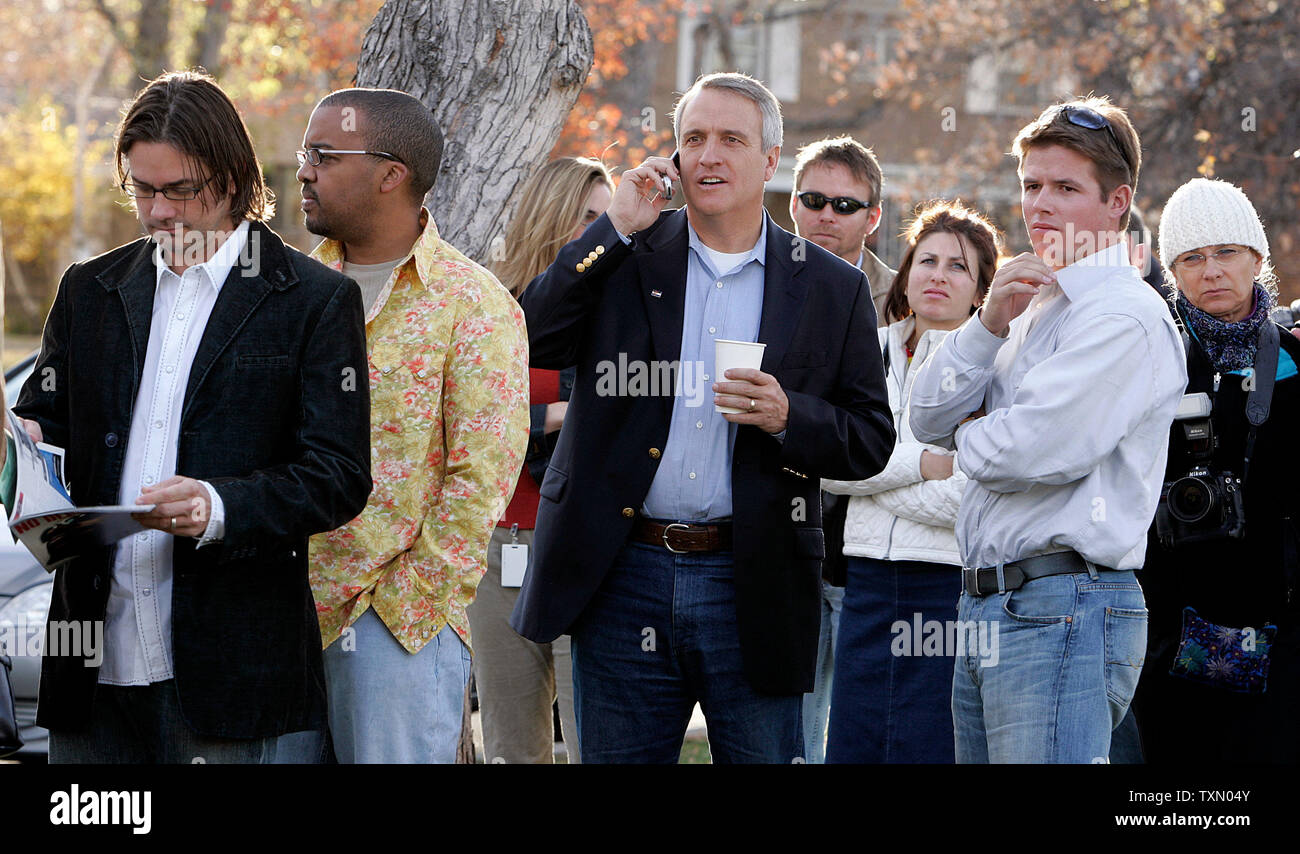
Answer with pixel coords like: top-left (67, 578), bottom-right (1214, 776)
top-left (498, 367), bottom-right (560, 529)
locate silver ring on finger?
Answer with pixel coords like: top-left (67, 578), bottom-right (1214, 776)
top-left (169, 516), bottom-right (176, 532)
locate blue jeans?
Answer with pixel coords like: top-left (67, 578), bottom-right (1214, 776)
top-left (951, 567), bottom-right (1147, 763)
top-left (826, 556), bottom-right (959, 764)
top-left (321, 607), bottom-right (471, 764)
top-left (48, 679), bottom-right (277, 764)
top-left (800, 579), bottom-right (843, 764)
top-left (570, 541), bottom-right (803, 764)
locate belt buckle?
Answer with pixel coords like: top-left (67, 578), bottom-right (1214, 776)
top-left (962, 567), bottom-right (979, 597)
top-left (662, 522), bottom-right (691, 554)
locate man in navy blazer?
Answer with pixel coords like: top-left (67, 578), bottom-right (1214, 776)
top-left (510, 73), bottom-right (894, 763)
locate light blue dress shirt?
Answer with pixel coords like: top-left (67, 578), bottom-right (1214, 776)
top-left (639, 218), bottom-right (767, 522)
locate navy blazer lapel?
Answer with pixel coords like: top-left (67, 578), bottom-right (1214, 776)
top-left (758, 217), bottom-right (807, 373)
top-left (638, 210), bottom-right (690, 413)
top-left (181, 223), bottom-right (288, 421)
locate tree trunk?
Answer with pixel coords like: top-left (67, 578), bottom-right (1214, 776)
top-left (356, 0), bottom-right (595, 264)
top-left (191, 0), bottom-right (234, 78)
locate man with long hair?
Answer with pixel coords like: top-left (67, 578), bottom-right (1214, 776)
top-left (13, 70), bottom-right (372, 763)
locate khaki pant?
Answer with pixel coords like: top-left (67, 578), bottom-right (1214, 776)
top-left (467, 525), bottom-right (579, 763)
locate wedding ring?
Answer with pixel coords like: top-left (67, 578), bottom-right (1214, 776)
top-left (170, 516), bottom-right (176, 531)
top-left (748, 398), bottom-right (756, 411)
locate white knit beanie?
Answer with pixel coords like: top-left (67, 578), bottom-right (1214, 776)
top-left (1158, 178), bottom-right (1269, 272)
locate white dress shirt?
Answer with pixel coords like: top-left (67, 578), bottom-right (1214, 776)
top-left (98, 222), bottom-right (246, 686)
top-left (908, 240), bottom-right (1187, 571)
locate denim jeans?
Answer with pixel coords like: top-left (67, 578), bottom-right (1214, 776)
top-left (322, 607), bottom-right (471, 764)
top-left (951, 567), bottom-right (1147, 763)
top-left (570, 541), bottom-right (803, 764)
top-left (48, 679), bottom-right (276, 764)
top-left (800, 579), bottom-right (843, 764)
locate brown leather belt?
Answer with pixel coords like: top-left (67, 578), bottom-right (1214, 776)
top-left (631, 517), bottom-right (733, 553)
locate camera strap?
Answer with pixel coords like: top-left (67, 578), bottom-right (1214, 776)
top-left (1241, 321), bottom-right (1279, 484)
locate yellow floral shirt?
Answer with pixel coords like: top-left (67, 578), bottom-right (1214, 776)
top-left (309, 210), bottom-right (529, 653)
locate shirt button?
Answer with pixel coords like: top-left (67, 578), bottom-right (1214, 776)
top-left (104, 432), bottom-right (119, 448)
top-left (689, 472), bottom-right (697, 479)
top-left (142, 588), bottom-right (152, 597)
top-left (144, 475), bottom-right (154, 484)
top-left (164, 365), bottom-right (175, 374)
top-left (709, 327), bottom-right (716, 334)
top-left (702, 374), bottom-right (709, 381)
top-left (648, 448), bottom-right (661, 459)
top-left (175, 312), bottom-right (185, 320)
top-left (138, 533), bottom-right (149, 541)
top-left (153, 420), bottom-right (163, 429)
top-left (696, 421), bottom-right (703, 429)
top-left (716, 282), bottom-right (723, 289)
top-left (621, 507), bottom-right (635, 518)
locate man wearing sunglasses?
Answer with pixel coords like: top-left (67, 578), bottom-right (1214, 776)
top-left (909, 97), bottom-right (1186, 763)
top-left (295, 88), bottom-right (529, 763)
top-left (789, 136), bottom-right (895, 328)
top-left (12, 70), bottom-right (373, 763)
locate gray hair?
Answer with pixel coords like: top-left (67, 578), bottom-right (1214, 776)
top-left (672, 72), bottom-right (784, 152)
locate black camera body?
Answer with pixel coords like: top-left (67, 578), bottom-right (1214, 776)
top-left (1154, 392), bottom-right (1246, 548)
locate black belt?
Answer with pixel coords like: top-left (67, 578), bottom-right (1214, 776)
top-left (631, 517), bottom-right (732, 553)
top-left (962, 551), bottom-right (1115, 597)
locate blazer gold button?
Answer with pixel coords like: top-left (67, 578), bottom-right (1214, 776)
top-left (586, 252), bottom-right (598, 261)
top-left (648, 447), bottom-right (661, 459)
top-left (595, 245), bottom-right (605, 254)
top-left (575, 262), bottom-right (586, 273)
top-left (621, 507), bottom-right (634, 518)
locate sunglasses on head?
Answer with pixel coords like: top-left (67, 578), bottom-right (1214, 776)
top-left (1056, 105), bottom-right (1133, 178)
top-left (797, 191), bottom-right (873, 216)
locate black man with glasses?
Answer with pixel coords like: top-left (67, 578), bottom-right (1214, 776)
top-left (909, 97), bottom-right (1187, 763)
top-left (293, 88), bottom-right (529, 764)
top-left (13, 70), bottom-right (373, 764)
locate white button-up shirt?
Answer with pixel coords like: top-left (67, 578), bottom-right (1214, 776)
top-left (97, 222), bottom-right (245, 686)
top-left (908, 241), bottom-right (1187, 571)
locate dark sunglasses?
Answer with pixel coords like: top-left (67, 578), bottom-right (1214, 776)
top-left (797, 191), bottom-right (873, 216)
top-left (1057, 105), bottom-right (1133, 178)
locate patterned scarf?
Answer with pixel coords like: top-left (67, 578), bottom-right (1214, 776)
top-left (1177, 283), bottom-right (1275, 373)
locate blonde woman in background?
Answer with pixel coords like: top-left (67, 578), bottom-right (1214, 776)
top-left (468, 156), bottom-right (613, 763)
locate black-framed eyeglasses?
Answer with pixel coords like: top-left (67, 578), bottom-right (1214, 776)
top-left (295, 148), bottom-right (403, 167)
top-left (120, 175), bottom-right (212, 201)
top-left (1174, 246), bottom-right (1248, 270)
top-left (797, 191), bottom-right (873, 216)
top-left (1057, 105), bottom-right (1133, 179)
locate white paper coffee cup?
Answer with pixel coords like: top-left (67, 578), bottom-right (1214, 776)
top-left (714, 339), bottom-right (767, 413)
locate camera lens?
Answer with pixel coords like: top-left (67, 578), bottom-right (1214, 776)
top-left (1168, 475), bottom-right (1216, 523)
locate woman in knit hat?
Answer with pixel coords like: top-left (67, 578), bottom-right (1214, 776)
top-left (1130, 177), bottom-right (1300, 763)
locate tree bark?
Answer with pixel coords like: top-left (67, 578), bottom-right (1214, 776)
top-left (191, 0), bottom-right (234, 78)
top-left (356, 0), bottom-right (595, 264)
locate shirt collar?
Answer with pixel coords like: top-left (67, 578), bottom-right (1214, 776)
top-left (1054, 238), bottom-right (1132, 302)
top-left (154, 219), bottom-right (251, 292)
top-left (312, 207), bottom-right (439, 287)
top-left (686, 211), bottom-right (768, 276)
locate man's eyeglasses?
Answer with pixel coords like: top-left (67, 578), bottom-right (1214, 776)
top-left (120, 175), bottom-right (212, 201)
top-left (1174, 246), bottom-right (1248, 270)
top-left (296, 148), bottom-right (403, 167)
top-left (1057, 105), bottom-right (1133, 179)
top-left (797, 191), bottom-right (873, 216)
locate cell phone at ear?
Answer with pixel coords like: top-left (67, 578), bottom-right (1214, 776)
top-left (662, 150), bottom-right (680, 200)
